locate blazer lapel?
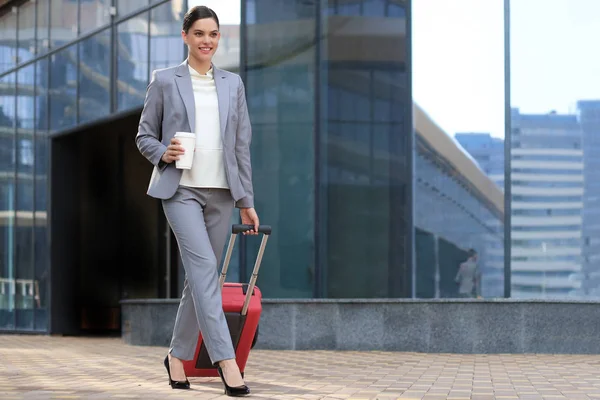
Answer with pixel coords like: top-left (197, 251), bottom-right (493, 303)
top-left (174, 61), bottom-right (195, 132)
top-left (213, 67), bottom-right (229, 140)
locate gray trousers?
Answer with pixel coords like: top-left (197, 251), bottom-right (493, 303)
top-left (162, 186), bottom-right (236, 364)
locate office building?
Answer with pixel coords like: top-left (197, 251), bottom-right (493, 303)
top-left (510, 109), bottom-right (584, 298)
top-left (578, 100), bottom-right (600, 296)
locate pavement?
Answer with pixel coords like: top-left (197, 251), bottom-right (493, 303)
top-left (1, 335), bottom-right (600, 399)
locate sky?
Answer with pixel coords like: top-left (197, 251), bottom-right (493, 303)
top-left (189, 0), bottom-right (600, 139)
top-left (413, 0), bottom-right (600, 138)
top-left (188, 0), bottom-right (241, 25)
top-left (412, 0), bottom-right (505, 138)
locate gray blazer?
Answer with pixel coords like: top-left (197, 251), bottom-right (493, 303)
top-left (135, 60), bottom-right (254, 208)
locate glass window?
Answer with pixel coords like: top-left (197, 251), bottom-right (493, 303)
top-left (49, 44), bottom-right (77, 132)
top-left (387, 2), bottom-right (405, 17)
top-left (412, 0), bottom-right (506, 298)
top-left (244, 0), bottom-right (316, 297)
top-left (150, 1), bottom-right (185, 76)
top-left (18, 1), bottom-right (36, 64)
top-left (0, 72), bottom-right (16, 330)
top-left (17, 65), bottom-right (35, 136)
top-left (320, 0), bottom-right (410, 298)
top-left (15, 64), bottom-right (35, 330)
top-left (242, 0), bottom-right (316, 298)
top-left (34, 58), bottom-right (49, 331)
top-left (0, 72), bottom-right (14, 190)
top-left (117, 13), bottom-right (149, 111)
top-left (246, 0), bottom-right (256, 24)
top-left (50, 0), bottom-right (78, 48)
top-left (16, 63), bottom-right (35, 211)
top-left (36, 0), bottom-right (50, 55)
top-left (118, 0), bottom-right (149, 17)
top-left (338, 1), bottom-right (360, 16)
top-left (79, 29), bottom-right (110, 124)
top-left (0, 9), bottom-right (18, 74)
top-left (363, 0), bottom-right (385, 16)
top-left (79, 0), bottom-right (111, 35)
top-left (168, 0), bottom-right (190, 19)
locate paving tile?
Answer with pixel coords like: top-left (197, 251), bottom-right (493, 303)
top-left (4, 335), bottom-right (600, 399)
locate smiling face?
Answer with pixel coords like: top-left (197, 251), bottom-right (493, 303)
top-left (182, 17), bottom-right (220, 66)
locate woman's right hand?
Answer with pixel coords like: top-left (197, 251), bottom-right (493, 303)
top-left (161, 138), bottom-right (186, 164)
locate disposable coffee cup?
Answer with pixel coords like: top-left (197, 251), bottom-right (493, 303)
top-left (174, 132), bottom-right (196, 170)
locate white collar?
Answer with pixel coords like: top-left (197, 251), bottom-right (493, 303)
top-left (189, 65), bottom-right (213, 78)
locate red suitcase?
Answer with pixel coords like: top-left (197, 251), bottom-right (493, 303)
top-left (182, 224), bottom-right (271, 378)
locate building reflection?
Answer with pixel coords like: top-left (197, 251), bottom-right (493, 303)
top-left (415, 106), bottom-right (504, 298)
top-left (0, 0), bottom-right (188, 332)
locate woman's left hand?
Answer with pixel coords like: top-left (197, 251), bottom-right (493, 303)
top-left (240, 208), bottom-right (260, 235)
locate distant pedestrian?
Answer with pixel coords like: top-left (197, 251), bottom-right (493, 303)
top-left (455, 249), bottom-right (480, 298)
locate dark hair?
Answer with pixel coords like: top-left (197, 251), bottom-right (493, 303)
top-left (468, 249), bottom-right (477, 257)
top-left (183, 6), bottom-right (220, 33)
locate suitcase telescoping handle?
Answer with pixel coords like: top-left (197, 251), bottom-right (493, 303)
top-left (219, 224), bottom-right (272, 316)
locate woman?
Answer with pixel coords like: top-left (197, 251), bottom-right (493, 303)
top-left (135, 5), bottom-right (258, 397)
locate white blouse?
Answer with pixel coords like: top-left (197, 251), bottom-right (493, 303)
top-left (179, 66), bottom-right (229, 189)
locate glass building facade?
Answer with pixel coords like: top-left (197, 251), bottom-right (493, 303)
top-left (3, 0), bottom-right (597, 335)
top-left (0, 0), bottom-right (187, 332)
top-left (0, 0), bottom-right (506, 335)
top-left (242, 0), bottom-right (412, 298)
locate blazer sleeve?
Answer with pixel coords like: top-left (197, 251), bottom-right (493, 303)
top-left (136, 70), bottom-right (168, 171)
top-left (234, 75), bottom-right (255, 209)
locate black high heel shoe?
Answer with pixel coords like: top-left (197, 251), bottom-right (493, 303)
top-left (163, 355), bottom-right (190, 390)
top-left (217, 365), bottom-right (250, 397)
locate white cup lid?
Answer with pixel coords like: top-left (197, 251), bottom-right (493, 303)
top-left (175, 132), bottom-right (195, 138)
